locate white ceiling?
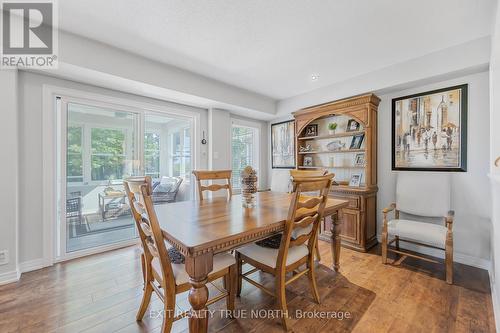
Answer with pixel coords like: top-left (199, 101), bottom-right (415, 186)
top-left (58, 0), bottom-right (495, 100)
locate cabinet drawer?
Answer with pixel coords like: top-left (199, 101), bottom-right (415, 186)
top-left (331, 194), bottom-right (360, 209)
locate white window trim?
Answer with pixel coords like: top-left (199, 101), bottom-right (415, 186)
top-left (42, 85), bottom-right (201, 265)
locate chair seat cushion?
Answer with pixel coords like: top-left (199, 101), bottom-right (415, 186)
top-left (237, 242), bottom-right (309, 268)
top-left (388, 219), bottom-right (447, 248)
top-left (152, 251), bottom-right (235, 285)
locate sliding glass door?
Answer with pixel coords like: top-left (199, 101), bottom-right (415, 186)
top-left (58, 98), bottom-right (194, 257)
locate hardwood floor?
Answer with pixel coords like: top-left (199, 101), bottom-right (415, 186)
top-left (0, 241), bottom-right (495, 333)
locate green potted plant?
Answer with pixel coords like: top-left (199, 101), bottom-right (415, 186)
top-left (328, 122), bottom-right (338, 135)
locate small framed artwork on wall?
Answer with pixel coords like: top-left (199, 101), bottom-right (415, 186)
top-left (271, 120), bottom-right (295, 169)
top-left (392, 84), bottom-right (468, 171)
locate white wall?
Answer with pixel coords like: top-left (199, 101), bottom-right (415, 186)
top-left (48, 31), bottom-right (277, 119)
top-left (0, 70), bottom-right (19, 282)
top-left (277, 37), bottom-right (490, 116)
top-left (489, 0), bottom-right (500, 327)
top-left (208, 109), bottom-right (232, 170)
top-left (378, 71), bottom-right (491, 264)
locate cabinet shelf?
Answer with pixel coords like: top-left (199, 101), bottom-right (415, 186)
top-left (298, 130), bottom-right (365, 141)
top-left (299, 149), bottom-right (365, 154)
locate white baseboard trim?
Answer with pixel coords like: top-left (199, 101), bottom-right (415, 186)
top-left (0, 269), bottom-right (20, 286)
top-left (376, 235), bottom-right (491, 270)
top-left (19, 258), bottom-right (49, 273)
top-left (489, 269), bottom-right (500, 332)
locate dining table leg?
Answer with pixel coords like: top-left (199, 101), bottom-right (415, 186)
top-left (331, 209), bottom-right (343, 271)
top-left (186, 252), bottom-right (213, 333)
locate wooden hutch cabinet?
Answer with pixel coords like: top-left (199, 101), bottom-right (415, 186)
top-left (292, 94), bottom-right (380, 252)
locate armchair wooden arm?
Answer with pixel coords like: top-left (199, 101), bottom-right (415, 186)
top-left (381, 203), bottom-right (397, 264)
top-left (445, 210), bottom-right (455, 229)
top-left (382, 203), bottom-right (398, 222)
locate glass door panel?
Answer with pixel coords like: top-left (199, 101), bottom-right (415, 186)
top-left (145, 114), bottom-right (193, 203)
top-left (64, 102), bottom-right (138, 253)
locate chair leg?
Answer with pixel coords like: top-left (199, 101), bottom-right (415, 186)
top-left (381, 231), bottom-right (388, 264)
top-left (307, 255), bottom-right (320, 304)
top-left (315, 238), bottom-right (321, 262)
top-left (136, 282), bottom-right (153, 321)
top-left (161, 293), bottom-right (176, 333)
top-left (446, 234), bottom-right (453, 284)
top-left (235, 251), bottom-right (243, 296)
top-left (226, 265), bottom-right (237, 313)
top-left (140, 253), bottom-right (146, 288)
top-left (276, 273), bottom-right (290, 331)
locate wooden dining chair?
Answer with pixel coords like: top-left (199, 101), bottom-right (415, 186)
top-left (235, 174), bottom-right (333, 331)
top-left (124, 176), bottom-right (153, 286)
top-left (290, 168), bottom-right (329, 262)
top-left (192, 170), bottom-right (232, 200)
top-left (124, 177), bottom-right (237, 333)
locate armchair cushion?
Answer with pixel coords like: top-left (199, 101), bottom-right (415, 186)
top-left (388, 219), bottom-right (447, 248)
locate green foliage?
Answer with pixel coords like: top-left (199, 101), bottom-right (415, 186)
top-left (328, 122), bottom-right (338, 130)
top-left (91, 128), bottom-right (126, 181)
top-left (67, 126), bottom-right (83, 181)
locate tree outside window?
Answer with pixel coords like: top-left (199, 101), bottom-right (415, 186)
top-left (91, 128), bottom-right (126, 181)
top-left (67, 126), bottom-right (83, 183)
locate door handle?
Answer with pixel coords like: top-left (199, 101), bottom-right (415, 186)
top-left (496, 156), bottom-right (500, 167)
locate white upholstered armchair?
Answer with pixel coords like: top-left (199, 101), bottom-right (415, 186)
top-left (381, 173), bottom-right (454, 284)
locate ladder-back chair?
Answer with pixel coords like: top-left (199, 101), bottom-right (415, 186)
top-left (290, 169), bottom-right (329, 262)
top-left (124, 177), bottom-right (237, 333)
top-left (192, 170), bottom-right (232, 200)
top-left (235, 174), bottom-right (333, 330)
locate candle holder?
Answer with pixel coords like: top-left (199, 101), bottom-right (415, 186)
top-left (241, 166), bottom-right (258, 208)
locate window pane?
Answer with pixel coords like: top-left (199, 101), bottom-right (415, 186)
top-left (232, 126), bottom-right (257, 189)
top-left (144, 132), bottom-right (160, 178)
top-left (91, 128), bottom-right (126, 181)
top-left (67, 126), bottom-right (83, 182)
top-left (91, 155), bottom-right (125, 181)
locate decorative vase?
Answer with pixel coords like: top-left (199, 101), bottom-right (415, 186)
top-left (329, 129), bottom-right (336, 135)
top-left (241, 166), bottom-right (258, 208)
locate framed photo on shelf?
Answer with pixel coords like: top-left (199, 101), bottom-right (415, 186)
top-left (392, 84), bottom-right (468, 172)
top-left (349, 173), bottom-right (362, 187)
top-left (303, 156), bottom-right (313, 167)
top-left (304, 124), bottom-right (318, 137)
top-left (350, 133), bottom-right (365, 149)
top-left (354, 153), bottom-right (365, 167)
top-left (271, 120), bottom-right (295, 169)
top-left (346, 119), bottom-right (360, 132)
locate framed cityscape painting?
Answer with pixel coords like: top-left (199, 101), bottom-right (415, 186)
top-left (271, 120), bottom-right (295, 168)
top-left (392, 84), bottom-right (467, 172)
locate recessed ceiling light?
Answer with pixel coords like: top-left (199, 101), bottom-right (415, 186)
top-left (311, 74), bottom-right (320, 81)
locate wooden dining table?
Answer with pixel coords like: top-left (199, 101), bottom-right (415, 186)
top-left (154, 191), bottom-right (349, 333)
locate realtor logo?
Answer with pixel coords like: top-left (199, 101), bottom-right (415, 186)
top-left (1, 0), bottom-right (58, 68)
